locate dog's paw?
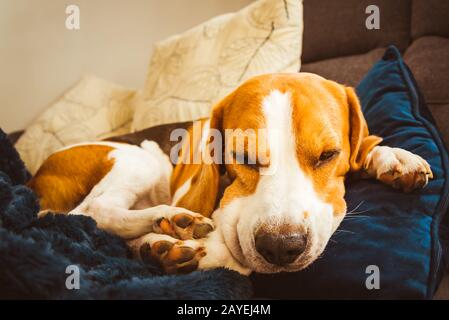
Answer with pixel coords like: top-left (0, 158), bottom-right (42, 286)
top-left (365, 146), bottom-right (433, 192)
top-left (129, 234), bottom-right (206, 274)
top-left (153, 208), bottom-right (214, 240)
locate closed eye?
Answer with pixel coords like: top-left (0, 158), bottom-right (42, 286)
top-left (315, 149), bottom-right (341, 168)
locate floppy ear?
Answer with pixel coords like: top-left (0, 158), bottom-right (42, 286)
top-left (208, 93), bottom-right (233, 175)
top-left (346, 87), bottom-right (382, 172)
top-left (170, 94), bottom-right (231, 217)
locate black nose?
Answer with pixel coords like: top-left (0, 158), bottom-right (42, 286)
top-left (255, 231), bottom-right (307, 266)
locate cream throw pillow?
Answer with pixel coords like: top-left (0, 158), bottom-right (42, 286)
top-left (16, 75), bottom-right (137, 174)
top-left (132, 0), bottom-right (303, 131)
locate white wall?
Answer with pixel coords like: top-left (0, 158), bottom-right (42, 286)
top-left (0, 0), bottom-right (252, 132)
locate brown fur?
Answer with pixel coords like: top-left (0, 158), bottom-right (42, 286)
top-left (170, 119), bottom-right (221, 217)
top-left (27, 145), bottom-right (115, 213)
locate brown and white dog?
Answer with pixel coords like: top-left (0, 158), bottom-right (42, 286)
top-left (28, 73), bottom-right (433, 275)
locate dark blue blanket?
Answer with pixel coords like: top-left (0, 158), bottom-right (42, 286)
top-left (0, 129), bottom-right (252, 299)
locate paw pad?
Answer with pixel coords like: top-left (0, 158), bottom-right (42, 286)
top-left (173, 213), bottom-right (194, 228)
top-left (154, 212), bottom-right (214, 240)
top-left (140, 240), bottom-right (206, 274)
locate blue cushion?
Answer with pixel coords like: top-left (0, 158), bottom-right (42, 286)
top-left (251, 46), bottom-right (449, 299)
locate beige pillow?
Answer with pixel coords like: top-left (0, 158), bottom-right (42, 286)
top-left (16, 75), bottom-right (138, 174)
top-left (132, 0), bottom-right (303, 131)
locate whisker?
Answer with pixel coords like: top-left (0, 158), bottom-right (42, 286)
top-left (343, 215), bottom-right (370, 220)
top-left (347, 200), bottom-right (365, 214)
top-left (346, 209), bottom-right (370, 215)
top-left (334, 229), bottom-right (355, 234)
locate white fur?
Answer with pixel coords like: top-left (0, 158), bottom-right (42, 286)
top-left (68, 140), bottom-right (176, 238)
top-left (198, 226), bottom-right (251, 275)
top-left (171, 178), bottom-right (192, 205)
top-left (365, 145), bottom-right (431, 180)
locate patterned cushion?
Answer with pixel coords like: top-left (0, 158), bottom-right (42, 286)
top-left (132, 0), bottom-right (303, 131)
top-left (15, 75), bottom-right (138, 174)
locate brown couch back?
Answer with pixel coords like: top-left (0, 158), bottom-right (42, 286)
top-left (411, 0), bottom-right (449, 39)
top-left (302, 0), bottom-right (449, 63)
top-left (301, 0), bottom-right (449, 147)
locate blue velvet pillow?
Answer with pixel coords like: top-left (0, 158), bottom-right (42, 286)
top-left (251, 46), bottom-right (449, 299)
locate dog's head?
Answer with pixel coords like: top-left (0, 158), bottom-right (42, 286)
top-left (173, 73), bottom-right (381, 273)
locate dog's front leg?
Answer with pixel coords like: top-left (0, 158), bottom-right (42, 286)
top-left (128, 226), bottom-right (250, 275)
top-left (363, 146), bottom-right (433, 192)
top-left (76, 204), bottom-right (214, 240)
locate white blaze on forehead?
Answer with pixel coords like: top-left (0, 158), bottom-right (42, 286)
top-left (260, 90), bottom-right (292, 176)
top-left (258, 90), bottom-right (329, 221)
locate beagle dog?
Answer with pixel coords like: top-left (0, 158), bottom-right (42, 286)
top-left (28, 73), bottom-right (433, 275)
